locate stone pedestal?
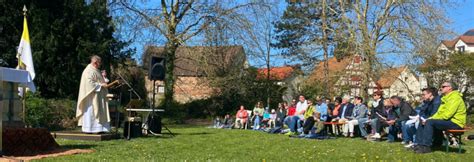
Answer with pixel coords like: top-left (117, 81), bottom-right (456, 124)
top-left (2, 128), bottom-right (60, 156)
top-left (0, 67), bottom-right (34, 155)
top-left (1, 82), bottom-right (24, 127)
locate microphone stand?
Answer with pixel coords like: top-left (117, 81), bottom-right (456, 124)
top-left (117, 72), bottom-right (143, 140)
top-left (117, 72), bottom-right (141, 100)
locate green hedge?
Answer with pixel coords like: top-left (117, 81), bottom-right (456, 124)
top-left (25, 94), bottom-right (76, 130)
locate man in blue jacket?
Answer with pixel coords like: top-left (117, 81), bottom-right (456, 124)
top-left (419, 87), bottom-right (441, 119)
top-left (338, 96), bottom-right (355, 119)
top-left (338, 96), bottom-right (354, 136)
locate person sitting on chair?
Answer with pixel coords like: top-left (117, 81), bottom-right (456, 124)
top-left (262, 107), bottom-right (271, 128)
top-left (252, 102), bottom-right (264, 130)
top-left (235, 105), bottom-right (248, 129)
top-left (371, 99), bottom-right (399, 141)
top-left (268, 109), bottom-right (277, 129)
top-left (344, 96), bottom-right (368, 138)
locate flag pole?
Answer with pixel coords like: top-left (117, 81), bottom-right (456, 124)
top-left (21, 5), bottom-right (27, 126)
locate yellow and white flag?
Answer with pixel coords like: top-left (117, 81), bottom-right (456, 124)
top-left (17, 16), bottom-right (35, 80)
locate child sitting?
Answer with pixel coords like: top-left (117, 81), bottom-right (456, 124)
top-left (261, 107), bottom-right (271, 129)
top-left (213, 116), bottom-right (221, 128)
top-left (268, 109), bottom-right (277, 129)
top-left (305, 112), bottom-right (326, 138)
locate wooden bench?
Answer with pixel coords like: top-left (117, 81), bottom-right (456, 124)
top-left (324, 122), bottom-right (347, 136)
top-left (445, 128), bottom-right (469, 153)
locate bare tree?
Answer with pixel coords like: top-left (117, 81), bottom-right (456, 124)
top-left (114, 0), bottom-right (258, 107)
top-left (334, 0), bottom-right (453, 98)
top-left (234, 1), bottom-right (281, 108)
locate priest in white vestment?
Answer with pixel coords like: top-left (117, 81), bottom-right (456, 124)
top-left (76, 55), bottom-right (111, 133)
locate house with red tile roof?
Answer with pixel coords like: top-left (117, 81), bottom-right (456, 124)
top-left (256, 65), bottom-right (304, 102)
top-left (307, 54), bottom-right (378, 98)
top-left (439, 29), bottom-right (474, 55)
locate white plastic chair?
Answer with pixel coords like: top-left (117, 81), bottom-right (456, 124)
top-left (245, 110), bottom-right (252, 129)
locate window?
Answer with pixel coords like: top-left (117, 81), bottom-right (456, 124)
top-left (439, 50), bottom-right (448, 60)
top-left (457, 46), bottom-right (465, 52)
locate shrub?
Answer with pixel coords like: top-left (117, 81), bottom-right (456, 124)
top-left (24, 94), bottom-right (76, 130)
top-left (24, 95), bottom-right (51, 128)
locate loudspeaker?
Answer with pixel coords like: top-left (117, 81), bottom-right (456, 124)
top-left (147, 113), bottom-right (162, 134)
top-left (124, 121), bottom-right (142, 139)
top-left (149, 56), bottom-right (165, 81)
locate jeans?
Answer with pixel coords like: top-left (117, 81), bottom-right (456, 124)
top-left (387, 125), bottom-right (399, 142)
top-left (284, 116), bottom-right (291, 129)
top-left (253, 116), bottom-right (261, 130)
top-left (357, 118), bottom-right (369, 137)
top-left (401, 121), bottom-right (416, 142)
top-left (417, 119), bottom-right (462, 146)
top-left (287, 116), bottom-right (302, 132)
top-left (370, 118), bottom-right (378, 134)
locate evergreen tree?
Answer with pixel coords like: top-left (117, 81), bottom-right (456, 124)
top-left (272, 1), bottom-right (344, 67)
top-left (0, 0), bottom-right (133, 99)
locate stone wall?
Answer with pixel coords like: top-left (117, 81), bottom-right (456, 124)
top-left (145, 76), bottom-right (216, 104)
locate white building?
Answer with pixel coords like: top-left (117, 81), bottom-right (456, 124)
top-left (434, 29), bottom-right (474, 96)
top-left (377, 67), bottom-right (424, 101)
top-left (439, 29), bottom-right (474, 54)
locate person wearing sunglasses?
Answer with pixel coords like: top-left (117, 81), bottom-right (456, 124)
top-left (414, 82), bottom-right (467, 154)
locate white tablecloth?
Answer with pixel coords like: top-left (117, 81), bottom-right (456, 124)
top-left (0, 67), bottom-right (36, 92)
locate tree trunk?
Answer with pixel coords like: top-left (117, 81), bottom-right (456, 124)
top-left (321, 0), bottom-right (329, 97)
top-left (266, 42), bottom-right (271, 109)
top-left (361, 48), bottom-right (375, 100)
top-left (164, 43), bottom-right (178, 108)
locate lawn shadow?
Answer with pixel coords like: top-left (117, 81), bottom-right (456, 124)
top-left (432, 146), bottom-right (467, 154)
top-left (136, 132), bottom-right (214, 139)
top-left (137, 133), bottom-right (176, 139)
top-left (60, 144), bottom-right (97, 150)
top-left (172, 132), bottom-right (214, 136)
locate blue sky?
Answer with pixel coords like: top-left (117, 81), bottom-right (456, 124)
top-left (448, 1), bottom-right (474, 36)
top-left (122, 1), bottom-right (474, 68)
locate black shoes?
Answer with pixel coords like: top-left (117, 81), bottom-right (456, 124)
top-left (415, 145), bottom-right (432, 154)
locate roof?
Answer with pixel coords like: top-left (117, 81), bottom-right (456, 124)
top-left (441, 29), bottom-right (474, 48)
top-left (377, 67), bottom-right (406, 88)
top-left (463, 29), bottom-right (474, 36)
top-left (441, 38), bottom-right (458, 49)
top-left (256, 66), bottom-right (299, 81)
top-left (308, 57), bottom-right (352, 82)
top-left (458, 35), bottom-right (474, 45)
top-left (143, 46), bottom-right (246, 77)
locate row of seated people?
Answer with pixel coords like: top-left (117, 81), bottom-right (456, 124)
top-left (213, 82), bottom-right (466, 154)
top-left (281, 82), bottom-right (467, 154)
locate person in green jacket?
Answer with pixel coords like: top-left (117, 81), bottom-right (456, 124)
top-left (414, 82), bottom-right (467, 154)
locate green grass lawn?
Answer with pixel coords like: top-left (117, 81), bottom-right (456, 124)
top-left (40, 126), bottom-right (474, 161)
